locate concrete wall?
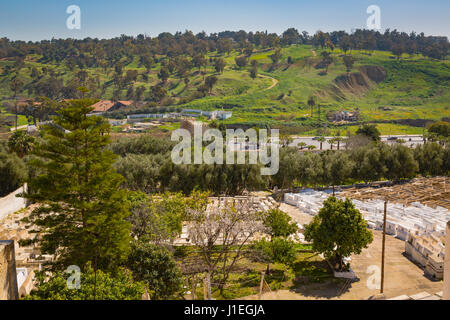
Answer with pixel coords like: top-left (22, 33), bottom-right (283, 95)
top-left (444, 222), bottom-right (450, 300)
top-left (0, 241), bottom-right (19, 300)
top-left (0, 185), bottom-right (27, 221)
top-left (405, 241), bottom-right (428, 267)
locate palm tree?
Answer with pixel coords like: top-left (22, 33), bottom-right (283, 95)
top-left (280, 134), bottom-right (293, 147)
top-left (307, 96), bottom-right (316, 118)
top-left (328, 138), bottom-right (336, 150)
top-left (298, 142), bottom-right (307, 150)
top-left (334, 136), bottom-right (343, 150)
top-left (318, 137), bottom-right (326, 151)
top-left (8, 130), bottom-right (35, 158)
top-left (307, 145), bottom-right (316, 151)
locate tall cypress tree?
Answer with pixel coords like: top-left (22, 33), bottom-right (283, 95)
top-left (24, 99), bottom-right (131, 272)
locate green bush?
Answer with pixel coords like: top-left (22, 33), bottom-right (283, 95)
top-left (0, 151), bottom-right (27, 197)
top-left (23, 265), bottom-right (147, 300)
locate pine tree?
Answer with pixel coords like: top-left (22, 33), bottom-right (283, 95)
top-left (24, 99), bottom-right (131, 273)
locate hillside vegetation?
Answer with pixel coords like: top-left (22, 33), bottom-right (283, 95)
top-left (1, 29), bottom-right (449, 135)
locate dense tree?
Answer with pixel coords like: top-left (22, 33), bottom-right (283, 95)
top-left (205, 75), bottom-right (218, 94)
top-left (282, 28), bottom-right (301, 45)
top-left (24, 99), bottom-right (132, 272)
top-left (149, 85), bottom-right (167, 102)
top-left (356, 124), bottom-right (381, 142)
top-left (129, 192), bottom-right (187, 243)
top-left (269, 48), bottom-right (282, 64)
top-left (8, 130), bottom-right (35, 158)
top-left (322, 151), bottom-right (353, 195)
top-left (24, 265), bottom-right (147, 300)
top-left (304, 197), bottom-right (373, 271)
top-left (10, 77), bottom-right (24, 96)
top-left (115, 153), bottom-right (166, 193)
top-left (339, 35), bottom-right (351, 55)
top-left (313, 31), bottom-right (330, 49)
top-left (307, 96), bottom-right (316, 118)
top-left (254, 208), bottom-right (298, 273)
top-left (350, 144), bottom-right (388, 183)
top-left (157, 68), bottom-right (170, 83)
top-left (272, 147), bottom-right (299, 189)
top-left (235, 56), bottom-right (248, 69)
top-left (140, 53), bottom-right (154, 71)
top-left (320, 51), bottom-right (333, 73)
top-left (110, 134), bottom-right (175, 156)
top-left (135, 86), bottom-right (146, 101)
top-left (297, 152), bottom-right (323, 187)
top-left (1, 28), bottom-right (447, 72)
top-left (214, 58), bottom-right (226, 73)
top-left (250, 65), bottom-right (258, 79)
top-left (263, 209), bottom-right (298, 238)
top-left (253, 237), bottom-right (297, 273)
top-left (0, 151), bottom-right (27, 197)
top-left (385, 144), bottom-right (418, 180)
top-left (192, 54), bottom-right (207, 71)
top-left (343, 55), bottom-right (355, 73)
top-left (127, 241), bottom-right (182, 300)
top-left (414, 142), bottom-right (447, 176)
top-left (392, 44), bottom-right (405, 59)
top-left (428, 121), bottom-right (450, 139)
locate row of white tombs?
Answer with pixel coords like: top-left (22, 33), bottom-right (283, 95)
top-left (284, 190), bottom-right (448, 265)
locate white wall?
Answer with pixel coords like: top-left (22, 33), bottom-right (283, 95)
top-left (0, 185), bottom-right (27, 221)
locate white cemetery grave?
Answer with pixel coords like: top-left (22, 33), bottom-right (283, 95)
top-left (284, 190), bottom-right (450, 242)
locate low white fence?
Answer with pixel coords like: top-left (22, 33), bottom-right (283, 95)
top-left (0, 185), bottom-right (27, 221)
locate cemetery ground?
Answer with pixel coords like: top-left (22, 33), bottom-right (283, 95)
top-left (2, 176), bottom-right (447, 300)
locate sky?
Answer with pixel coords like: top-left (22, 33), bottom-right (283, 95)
top-left (0, 0), bottom-right (449, 41)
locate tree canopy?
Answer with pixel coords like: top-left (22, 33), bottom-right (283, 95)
top-left (24, 99), bottom-right (132, 272)
top-left (304, 197), bottom-right (373, 271)
top-left (24, 265), bottom-right (147, 300)
top-left (127, 241), bottom-right (183, 300)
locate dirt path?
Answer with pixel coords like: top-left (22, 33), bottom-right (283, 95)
top-left (259, 74), bottom-right (278, 91)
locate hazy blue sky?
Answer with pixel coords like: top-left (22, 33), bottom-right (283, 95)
top-left (0, 0), bottom-right (448, 41)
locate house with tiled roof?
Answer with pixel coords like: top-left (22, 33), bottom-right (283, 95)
top-left (89, 100), bottom-right (133, 114)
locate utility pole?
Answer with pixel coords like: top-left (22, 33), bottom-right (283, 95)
top-left (380, 200), bottom-right (387, 294)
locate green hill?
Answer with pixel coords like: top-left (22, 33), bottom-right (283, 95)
top-left (1, 44), bottom-right (449, 135)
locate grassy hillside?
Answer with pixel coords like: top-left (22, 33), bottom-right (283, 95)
top-left (0, 45), bottom-right (449, 135)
